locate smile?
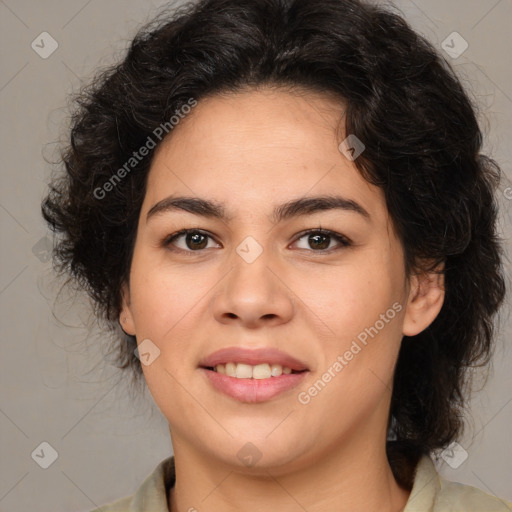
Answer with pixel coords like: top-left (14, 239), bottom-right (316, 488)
top-left (198, 346), bottom-right (310, 402)
top-left (209, 362), bottom-right (303, 379)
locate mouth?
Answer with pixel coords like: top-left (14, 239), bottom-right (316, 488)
top-left (202, 362), bottom-right (306, 378)
top-left (198, 347), bottom-right (310, 403)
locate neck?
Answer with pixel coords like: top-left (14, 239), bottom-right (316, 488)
top-left (168, 429), bottom-right (410, 512)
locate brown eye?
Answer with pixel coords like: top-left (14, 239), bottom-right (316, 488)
top-left (292, 229), bottom-right (351, 252)
top-left (163, 229), bottom-right (220, 253)
top-left (184, 232), bottom-right (208, 250)
top-left (307, 233), bottom-right (331, 250)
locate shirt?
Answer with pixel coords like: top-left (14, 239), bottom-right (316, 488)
top-left (91, 455), bottom-right (512, 511)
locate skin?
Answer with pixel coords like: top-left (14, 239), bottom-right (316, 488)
top-left (121, 86), bottom-right (445, 512)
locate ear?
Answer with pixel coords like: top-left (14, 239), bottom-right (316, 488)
top-left (402, 261), bottom-right (445, 337)
top-left (119, 282), bottom-right (136, 336)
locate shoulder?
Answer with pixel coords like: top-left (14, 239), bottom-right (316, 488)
top-left (435, 479), bottom-right (512, 511)
top-left (89, 456), bottom-right (176, 512)
top-left (404, 455), bottom-right (512, 512)
top-left (90, 496), bottom-right (132, 512)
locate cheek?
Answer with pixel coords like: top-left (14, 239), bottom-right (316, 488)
top-left (291, 247), bottom-right (405, 405)
top-left (129, 258), bottom-right (207, 417)
top-left (128, 249), bottom-right (206, 337)
top-left (292, 253), bottom-right (403, 344)
top-left (296, 271), bottom-right (403, 437)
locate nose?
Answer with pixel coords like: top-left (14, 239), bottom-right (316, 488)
top-left (211, 248), bottom-right (295, 329)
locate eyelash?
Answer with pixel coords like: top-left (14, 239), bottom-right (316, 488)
top-left (161, 228), bottom-right (352, 255)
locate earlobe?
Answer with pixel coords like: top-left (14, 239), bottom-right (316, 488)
top-left (402, 263), bottom-right (445, 337)
top-left (119, 283), bottom-right (136, 336)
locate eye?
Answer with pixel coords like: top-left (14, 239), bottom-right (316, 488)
top-left (162, 227), bottom-right (351, 255)
top-left (292, 228), bottom-right (351, 252)
top-left (162, 229), bottom-right (220, 253)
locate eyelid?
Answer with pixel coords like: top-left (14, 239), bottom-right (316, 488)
top-left (162, 228), bottom-right (221, 252)
top-left (291, 228), bottom-right (352, 251)
top-left (162, 227), bottom-right (352, 254)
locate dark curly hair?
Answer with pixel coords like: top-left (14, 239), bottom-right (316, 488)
top-left (42, 0), bottom-right (506, 486)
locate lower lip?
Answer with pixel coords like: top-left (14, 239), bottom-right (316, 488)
top-left (200, 368), bottom-right (308, 403)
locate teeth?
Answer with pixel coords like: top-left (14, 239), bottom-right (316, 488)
top-left (213, 362), bottom-right (295, 378)
top-left (252, 364), bottom-right (271, 379)
top-left (270, 364), bottom-right (282, 377)
top-left (236, 363), bottom-right (253, 379)
top-left (225, 362), bottom-right (237, 377)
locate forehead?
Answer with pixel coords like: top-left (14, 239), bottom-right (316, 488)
top-left (144, 87), bottom-right (388, 223)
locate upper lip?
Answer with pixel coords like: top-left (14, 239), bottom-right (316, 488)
top-left (199, 347), bottom-right (309, 371)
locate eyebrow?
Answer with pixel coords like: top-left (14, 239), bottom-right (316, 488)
top-left (146, 195), bottom-right (371, 224)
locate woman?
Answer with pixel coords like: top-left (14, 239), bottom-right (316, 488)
top-left (42, 0), bottom-right (511, 510)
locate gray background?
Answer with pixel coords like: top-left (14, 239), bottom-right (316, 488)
top-left (1, 0), bottom-right (511, 510)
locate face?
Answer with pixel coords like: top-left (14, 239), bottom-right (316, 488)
top-left (121, 87), bottom-right (443, 474)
